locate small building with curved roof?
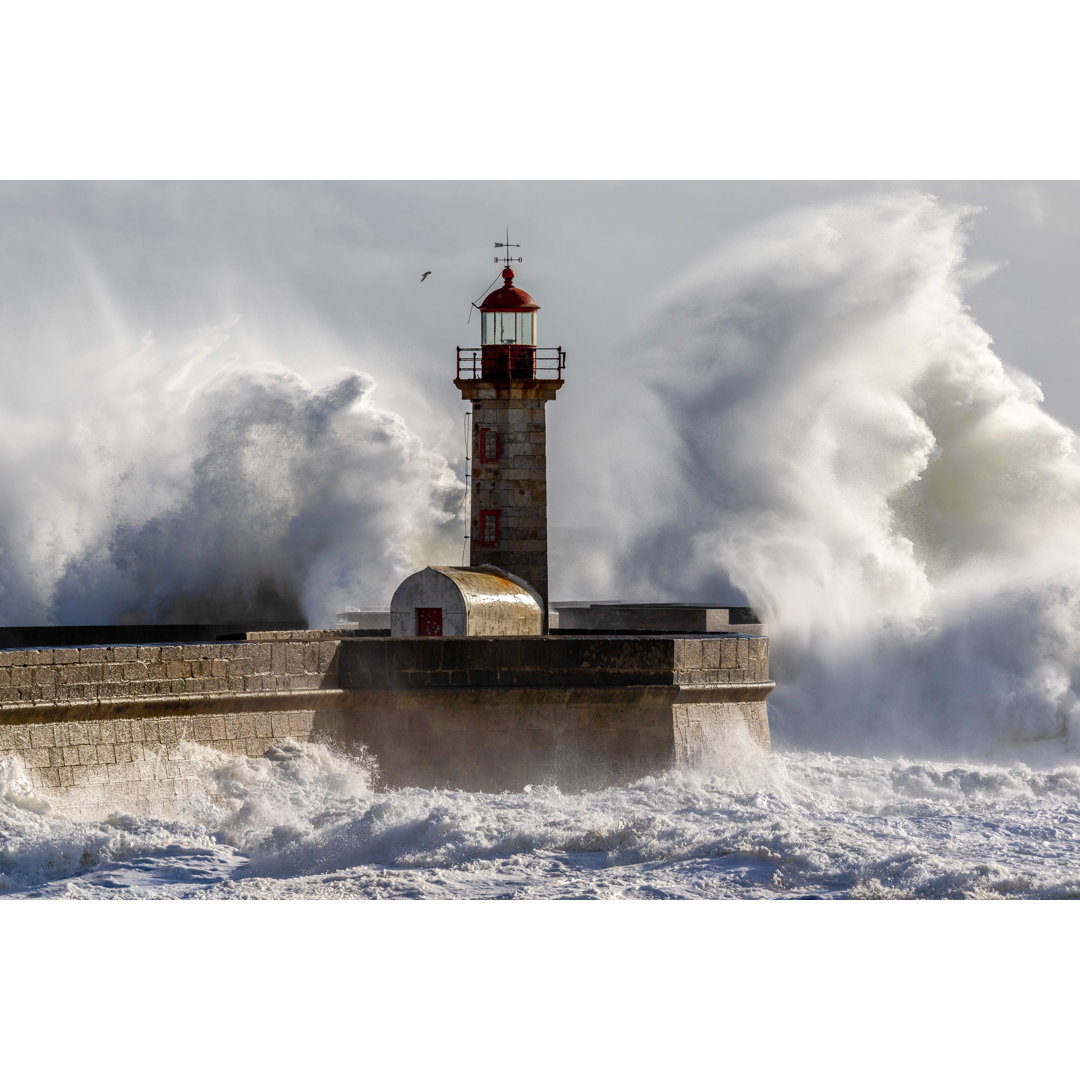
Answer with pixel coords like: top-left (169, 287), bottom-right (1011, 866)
top-left (390, 564), bottom-right (543, 637)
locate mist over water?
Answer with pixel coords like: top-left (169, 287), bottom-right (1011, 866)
top-left (580, 192), bottom-right (1080, 763)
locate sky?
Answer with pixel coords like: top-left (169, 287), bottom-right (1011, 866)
top-left (4, 179), bottom-right (1079, 409)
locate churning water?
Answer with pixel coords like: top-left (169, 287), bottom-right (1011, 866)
top-left (4, 738), bottom-right (1080, 899)
top-left (5, 192), bottom-right (1080, 899)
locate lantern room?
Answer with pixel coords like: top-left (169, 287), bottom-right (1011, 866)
top-left (481, 267), bottom-right (538, 345)
top-left (478, 266), bottom-right (539, 379)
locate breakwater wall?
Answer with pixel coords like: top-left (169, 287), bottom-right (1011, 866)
top-left (326, 635), bottom-right (772, 790)
top-left (0, 639), bottom-right (345, 817)
top-left (0, 634), bottom-right (773, 817)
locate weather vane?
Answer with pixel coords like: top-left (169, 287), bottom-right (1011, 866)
top-left (494, 228), bottom-right (523, 268)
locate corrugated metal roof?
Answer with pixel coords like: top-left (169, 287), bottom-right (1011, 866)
top-left (429, 566), bottom-right (540, 609)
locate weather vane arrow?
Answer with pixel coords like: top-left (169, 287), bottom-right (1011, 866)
top-left (494, 228), bottom-right (523, 266)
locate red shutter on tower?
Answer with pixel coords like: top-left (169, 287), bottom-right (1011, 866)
top-left (416, 608), bottom-right (443, 636)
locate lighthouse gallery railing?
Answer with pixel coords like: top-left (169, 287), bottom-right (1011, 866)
top-left (456, 346), bottom-right (566, 381)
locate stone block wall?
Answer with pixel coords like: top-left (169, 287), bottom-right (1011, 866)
top-left (328, 635), bottom-right (773, 791)
top-left (672, 702), bottom-right (772, 768)
top-left (469, 399), bottom-right (548, 573)
top-left (461, 381), bottom-right (561, 621)
top-left (337, 634), bottom-right (768, 689)
top-left (1, 710), bottom-right (322, 818)
top-left (0, 639), bottom-right (340, 705)
top-left (320, 684), bottom-right (682, 792)
top-left (673, 635), bottom-right (770, 684)
top-left (1, 633), bottom-right (774, 810)
top-left (0, 640), bottom-right (344, 817)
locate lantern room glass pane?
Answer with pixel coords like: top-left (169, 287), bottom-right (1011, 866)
top-left (481, 310), bottom-right (535, 345)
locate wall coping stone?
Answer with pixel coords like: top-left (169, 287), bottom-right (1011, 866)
top-left (0, 688), bottom-right (348, 725)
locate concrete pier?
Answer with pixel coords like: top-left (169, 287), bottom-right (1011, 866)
top-left (0, 631), bottom-right (773, 814)
top-left (326, 634), bottom-right (772, 790)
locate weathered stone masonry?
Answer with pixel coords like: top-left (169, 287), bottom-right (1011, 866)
top-left (461, 381), bottom-right (560, 618)
top-left (0, 633), bottom-right (772, 815)
top-left (0, 639), bottom-right (345, 817)
top-left (324, 635), bottom-right (772, 791)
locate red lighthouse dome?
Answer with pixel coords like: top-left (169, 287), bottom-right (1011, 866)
top-left (480, 266), bottom-right (539, 313)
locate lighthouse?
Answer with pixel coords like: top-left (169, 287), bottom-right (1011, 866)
top-left (389, 239), bottom-right (564, 637)
top-left (455, 242), bottom-right (565, 631)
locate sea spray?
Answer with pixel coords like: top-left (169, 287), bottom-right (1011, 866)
top-left (605, 192), bottom-right (1080, 760)
top-left (0, 319), bottom-right (464, 628)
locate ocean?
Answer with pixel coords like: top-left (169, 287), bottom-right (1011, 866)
top-left (4, 735), bottom-right (1079, 899)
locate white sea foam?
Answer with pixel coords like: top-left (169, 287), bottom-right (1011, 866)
top-left (4, 739), bottom-right (1080, 899)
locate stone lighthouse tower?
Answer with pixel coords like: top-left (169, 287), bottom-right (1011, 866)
top-left (454, 241), bottom-right (565, 631)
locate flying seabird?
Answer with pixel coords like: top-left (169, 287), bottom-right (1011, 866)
top-left (421, 271), bottom-right (432, 282)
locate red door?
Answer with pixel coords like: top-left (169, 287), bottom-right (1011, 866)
top-left (416, 608), bottom-right (443, 636)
